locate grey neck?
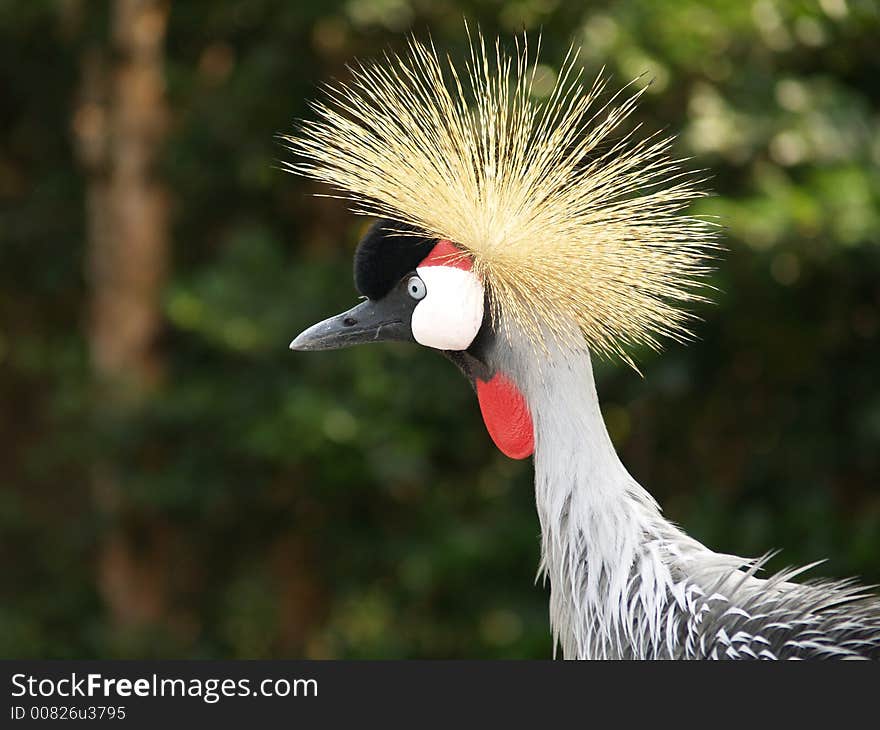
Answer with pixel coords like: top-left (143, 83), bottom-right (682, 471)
top-left (495, 332), bottom-right (731, 658)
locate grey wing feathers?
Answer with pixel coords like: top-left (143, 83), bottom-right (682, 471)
top-left (680, 560), bottom-right (880, 660)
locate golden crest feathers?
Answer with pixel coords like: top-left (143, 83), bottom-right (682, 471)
top-left (284, 30), bottom-right (718, 365)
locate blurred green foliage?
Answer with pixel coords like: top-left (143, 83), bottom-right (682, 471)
top-left (1, 0), bottom-right (879, 658)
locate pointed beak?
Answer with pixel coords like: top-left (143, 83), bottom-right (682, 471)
top-left (290, 297), bottom-right (413, 352)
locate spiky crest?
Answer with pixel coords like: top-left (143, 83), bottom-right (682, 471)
top-left (284, 30), bottom-right (718, 364)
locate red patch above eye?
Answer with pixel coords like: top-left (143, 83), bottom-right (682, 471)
top-left (475, 373), bottom-right (534, 460)
top-left (418, 239), bottom-right (473, 271)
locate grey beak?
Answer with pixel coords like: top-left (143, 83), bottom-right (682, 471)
top-left (290, 297), bottom-right (414, 352)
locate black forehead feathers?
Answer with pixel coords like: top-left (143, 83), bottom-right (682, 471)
top-left (354, 219), bottom-right (437, 300)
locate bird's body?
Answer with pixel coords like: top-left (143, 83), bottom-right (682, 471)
top-left (287, 31), bottom-right (880, 659)
top-left (503, 325), bottom-right (880, 658)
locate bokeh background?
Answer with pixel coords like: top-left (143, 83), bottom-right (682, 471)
top-left (2, 0), bottom-right (879, 659)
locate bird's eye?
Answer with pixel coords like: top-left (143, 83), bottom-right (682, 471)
top-left (407, 275), bottom-right (427, 300)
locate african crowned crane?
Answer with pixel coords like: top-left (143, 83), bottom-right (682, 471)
top-left (286, 34), bottom-right (880, 659)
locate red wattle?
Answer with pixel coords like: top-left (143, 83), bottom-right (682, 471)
top-left (475, 373), bottom-right (534, 460)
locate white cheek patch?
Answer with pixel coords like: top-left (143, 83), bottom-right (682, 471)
top-left (410, 266), bottom-right (484, 351)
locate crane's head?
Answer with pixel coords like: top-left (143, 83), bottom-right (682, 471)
top-left (285, 31), bottom-right (716, 459)
top-left (290, 220), bottom-right (535, 459)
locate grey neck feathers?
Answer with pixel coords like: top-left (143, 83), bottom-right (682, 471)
top-left (496, 332), bottom-right (745, 658)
